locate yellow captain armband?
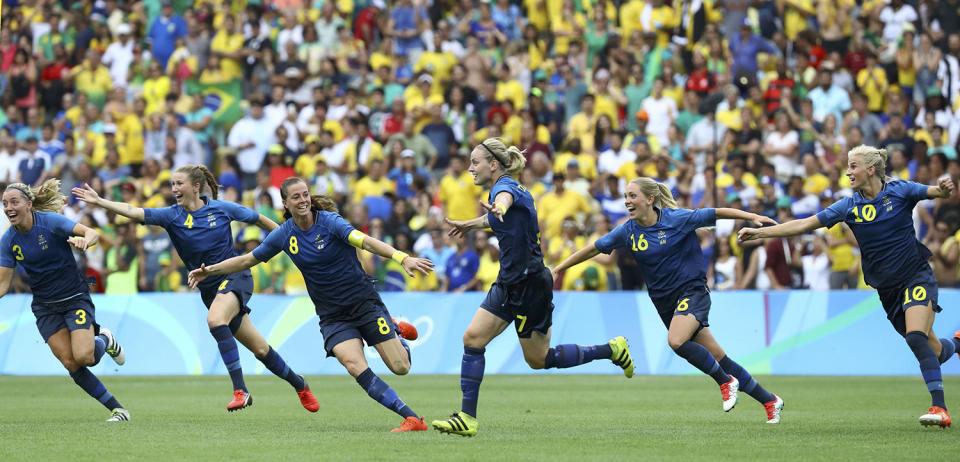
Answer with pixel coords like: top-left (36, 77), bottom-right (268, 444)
top-left (495, 203), bottom-right (507, 215)
top-left (391, 251), bottom-right (409, 265)
top-left (348, 229), bottom-right (367, 249)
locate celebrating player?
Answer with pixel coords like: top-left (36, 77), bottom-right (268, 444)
top-left (188, 177), bottom-right (434, 432)
top-left (431, 138), bottom-right (635, 437)
top-left (1, 180), bottom-right (129, 421)
top-left (739, 145), bottom-right (960, 428)
top-left (73, 165), bottom-right (319, 413)
top-left (554, 177), bottom-right (786, 423)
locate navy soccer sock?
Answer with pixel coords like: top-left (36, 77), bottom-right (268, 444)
top-left (210, 325), bottom-right (246, 392)
top-left (356, 368), bottom-right (417, 419)
top-left (93, 335), bottom-right (106, 366)
top-left (906, 331), bottom-right (946, 409)
top-left (70, 367), bottom-right (122, 410)
top-left (718, 355), bottom-right (775, 403)
top-left (938, 337), bottom-right (958, 365)
top-left (461, 346), bottom-right (485, 418)
top-left (543, 344), bottom-right (613, 369)
top-left (674, 341), bottom-right (730, 385)
top-left (259, 346), bottom-right (305, 391)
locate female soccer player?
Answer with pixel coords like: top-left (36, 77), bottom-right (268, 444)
top-left (553, 177), bottom-right (787, 424)
top-left (73, 165), bottom-right (319, 413)
top-left (431, 138), bottom-right (635, 437)
top-left (187, 176), bottom-right (435, 432)
top-left (1, 180), bottom-right (128, 421)
top-left (739, 145), bottom-right (960, 428)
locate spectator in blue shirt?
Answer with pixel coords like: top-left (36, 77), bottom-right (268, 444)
top-left (807, 68), bottom-right (851, 124)
top-left (388, 149), bottom-right (431, 199)
top-left (386, 0), bottom-right (427, 58)
top-left (421, 105), bottom-right (457, 169)
top-left (443, 232), bottom-right (479, 292)
top-left (729, 18), bottom-right (777, 76)
top-left (148, 1), bottom-right (188, 69)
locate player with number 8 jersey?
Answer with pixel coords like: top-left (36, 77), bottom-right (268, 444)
top-left (740, 145), bottom-right (960, 428)
top-left (554, 177), bottom-right (786, 423)
top-left (188, 177), bottom-right (435, 432)
top-left (73, 165), bottom-right (319, 414)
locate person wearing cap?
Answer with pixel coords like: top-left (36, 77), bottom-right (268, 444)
top-left (537, 169), bottom-right (592, 240)
top-left (310, 153), bottom-right (347, 202)
top-left (355, 0), bottom-right (387, 46)
top-left (591, 67), bottom-right (626, 129)
top-left (403, 73), bottom-right (444, 130)
top-left (102, 23), bottom-right (136, 87)
top-left (240, 226), bottom-right (291, 295)
top-left (147, 0), bottom-right (187, 69)
top-left (730, 17), bottom-right (777, 76)
top-left (388, 148), bottom-right (431, 199)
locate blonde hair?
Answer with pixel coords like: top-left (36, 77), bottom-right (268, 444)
top-left (5, 179), bottom-right (66, 213)
top-left (847, 144), bottom-right (893, 185)
top-left (477, 137), bottom-right (526, 178)
top-left (629, 177), bottom-right (679, 209)
top-left (175, 164), bottom-right (220, 199)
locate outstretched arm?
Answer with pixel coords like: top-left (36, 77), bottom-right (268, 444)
top-left (928, 177), bottom-right (955, 199)
top-left (715, 208), bottom-right (778, 227)
top-left (738, 215), bottom-right (823, 242)
top-left (187, 253), bottom-right (260, 288)
top-left (445, 193), bottom-right (515, 237)
top-left (552, 245), bottom-right (601, 279)
top-left (354, 231), bottom-right (434, 277)
top-left (72, 183), bottom-right (145, 222)
top-left (255, 214), bottom-right (280, 232)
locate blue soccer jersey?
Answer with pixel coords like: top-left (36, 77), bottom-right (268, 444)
top-left (815, 179), bottom-right (931, 289)
top-left (595, 207), bottom-right (716, 297)
top-left (143, 199), bottom-right (259, 291)
top-left (252, 210), bottom-right (379, 316)
top-left (0, 212), bottom-right (88, 303)
top-left (487, 176), bottom-right (544, 285)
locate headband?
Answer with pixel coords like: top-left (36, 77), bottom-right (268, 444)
top-left (5, 184), bottom-right (33, 200)
top-left (480, 142), bottom-right (508, 168)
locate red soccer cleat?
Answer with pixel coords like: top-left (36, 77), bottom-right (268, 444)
top-left (719, 376), bottom-right (739, 412)
top-left (764, 394), bottom-right (784, 424)
top-left (298, 381), bottom-right (319, 413)
top-left (391, 416), bottom-right (428, 432)
top-left (393, 317), bottom-right (418, 341)
top-left (227, 390), bottom-right (252, 412)
top-left (919, 406), bottom-right (952, 428)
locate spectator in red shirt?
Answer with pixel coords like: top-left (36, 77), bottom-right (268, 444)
top-left (355, 0), bottom-right (386, 47)
top-left (685, 51), bottom-right (716, 97)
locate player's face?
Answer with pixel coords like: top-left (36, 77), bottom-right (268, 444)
top-left (846, 155), bottom-right (870, 189)
top-left (2, 189), bottom-right (31, 227)
top-left (623, 182), bottom-right (652, 220)
top-left (283, 181), bottom-right (312, 220)
top-left (469, 148), bottom-right (493, 185)
top-left (171, 172), bottom-right (199, 206)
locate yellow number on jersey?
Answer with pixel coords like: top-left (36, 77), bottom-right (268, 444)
top-left (630, 234), bottom-right (649, 251)
top-left (377, 317), bottom-right (390, 334)
top-left (852, 204), bottom-right (876, 223)
top-left (289, 236), bottom-right (299, 254)
top-left (12, 245), bottom-right (24, 261)
top-left (184, 214), bottom-right (195, 229)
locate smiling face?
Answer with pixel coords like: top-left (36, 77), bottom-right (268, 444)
top-left (623, 182), bottom-right (653, 221)
top-left (282, 179), bottom-right (312, 221)
top-left (171, 172), bottom-right (200, 206)
top-left (845, 153), bottom-right (873, 190)
top-left (2, 189), bottom-right (31, 228)
top-left (468, 147), bottom-right (496, 186)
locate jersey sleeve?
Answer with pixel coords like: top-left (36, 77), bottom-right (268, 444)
top-left (143, 206), bottom-right (178, 227)
top-left (252, 225), bottom-right (285, 262)
top-left (898, 180), bottom-right (931, 203)
top-left (594, 222), bottom-right (630, 254)
top-left (0, 232), bottom-right (15, 268)
top-left (489, 181), bottom-right (519, 205)
top-left (325, 212), bottom-right (357, 243)
top-left (815, 197), bottom-right (853, 228)
top-left (45, 212), bottom-right (79, 238)
top-left (215, 200), bottom-right (260, 224)
top-left (682, 208), bottom-right (716, 231)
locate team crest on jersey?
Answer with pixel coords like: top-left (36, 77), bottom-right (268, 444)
top-left (881, 196), bottom-right (893, 212)
top-left (658, 230), bottom-right (666, 245)
top-left (38, 234), bottom-right (48, 250)
top-left (314, 234), bottom-right (325, 249)
top-left (206, 213), bottom-right (216, 227)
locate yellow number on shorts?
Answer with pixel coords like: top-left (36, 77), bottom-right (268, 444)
top-left (903, 286), bottom-right (927, 305)
top-left (184, 214), bottom-right (194, 229)
top-left (852, 205), bottom-right (877, 223)
top-left (75, 309), bottom-right (87, 325)
top-left (11, 245), bottom-right (23, 261)
top-left (516, 314), bottom-right (527, 332)
top-left (219, 280), bottom-right (229, 291)
top-left (377, 317), bottom-right (390, 335)
top-left (676, 298), bottom-right (690, 312)
top-left (289, 236), bottom-right (299, 254)
top-left (630, 234), bottom-right (648, 251)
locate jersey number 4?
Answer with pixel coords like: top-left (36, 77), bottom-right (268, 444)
top-left (184, 214), bottom-right (195, 229)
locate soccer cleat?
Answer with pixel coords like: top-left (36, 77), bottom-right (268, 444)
top-left (764, 394), bottom-right (784, 424)
top-left (393, 316), bottom-right (418, 341)
top-left (919, 406), bottom-right (952, 428)
top-left (297, 378), bottom-right (319, 412)
top-left (432, 411), bottom-right (478, 437)
top-left (99, 328), bottom-right (125, 366)
top-left (227, 390), bottom-right (252, 411)
top-left (391, 416), bottom-right (428, 432)
top-left (106, 408), bottom-right (130, 422)
top-left (608, 336), bottom-right (634, 378)
top-left (720, 376), bottom-right (739, 412)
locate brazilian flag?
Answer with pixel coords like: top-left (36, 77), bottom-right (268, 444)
top-left (185, 80), bottom-right (244, 126)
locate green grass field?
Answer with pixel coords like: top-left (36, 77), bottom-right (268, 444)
top-left (0, 374), bottom-right (957, 461)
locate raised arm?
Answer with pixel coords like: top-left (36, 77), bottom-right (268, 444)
top-left (928, 177), bottom-right (955, 199)
top-left (188, 253), bottom-right (260, 288)
top-left (67, 222), bottom-right (101, 251)
top-left (551, 244), bottom-right (601, 279)
top-left (445, 193), bottom-right (514, 236)
top-left (72, 183), bottom-right (145, 222)
top-left (738, 215), bottom-right (823, 242)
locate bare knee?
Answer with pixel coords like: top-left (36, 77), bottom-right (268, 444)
top-left (251, 343), bottom-right (270, 359)
top-left (207, 313), bottom-right (228, 330)
top-left (462, 329), bottom-right (489, 350)
top-left (59, 358), bottom-right (80, 372)
top-left (338, 357), bottom-right (368, 378)
top-left (388, 358), bottom-right (411, 376)
top-left (524, 353), bottom-right (546, 370)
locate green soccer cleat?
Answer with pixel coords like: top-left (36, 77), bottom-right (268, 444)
top-left (609, 336), bottom-right (634, 378)
top-left (432, 412), bottom-right (478, 437)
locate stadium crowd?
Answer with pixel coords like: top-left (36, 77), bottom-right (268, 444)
top-left (2, 0), bottom-right (960, 295)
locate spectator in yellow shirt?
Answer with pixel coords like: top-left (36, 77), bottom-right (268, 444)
top-left (438, 153), bottom-right (483, 221)
top-left (70, 49), bottom-right (113, 108)
top-left (856, 52), bottom-right (888, 113)
top-left (352, 158), bottom-right (395, 203)
top-left (566, 93), bottom-right (598, 154)
top-left (537, 173), bottom-right (593, 240)
top-left (210, 14), bottom-right (245, 80)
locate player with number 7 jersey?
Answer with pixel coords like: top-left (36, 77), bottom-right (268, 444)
top-left (554, 177), bottom-right (786, 424)
top-left (73, 165), bottom-right (320, 414)
top-left (188, 177), bottom-right (435, 432)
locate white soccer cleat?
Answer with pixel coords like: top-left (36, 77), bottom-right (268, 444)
top-left (720, 376), bottom-right (739, 412)
top-left (106, 408), bottom-right (130, 422)
top-left (764, 394), bottom-right (784, 424)
top-left (100, 328), bottom-right (125, 366)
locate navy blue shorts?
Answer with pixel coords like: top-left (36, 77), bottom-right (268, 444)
top-left (877, 267), bottom-right (942, 337)
top-left (32, 293), bottom-right (98, 342)
top-left (480, 266), bottom-right (554, 339)
top-left (650, 282), bottom-right (711, 330)
top-left (200, 273), bottom-right (253, 333)
top-left (318, 297), bottom-right (398, 357)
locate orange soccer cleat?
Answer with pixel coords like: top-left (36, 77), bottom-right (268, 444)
top-left (297, 380), bottom-right (319, 412)
top-left (391, 416), bottom-right (429, 432)
top-left (393, 317), bottom-right (418, 341)
top-left (720, 376), bottom-right (740, 412)
top-left (764, 394), bottom-right (784, 424)
top-left (919, 406), bottom-right (952, 428)
top-left (227, 390), bottom-right (252, 412)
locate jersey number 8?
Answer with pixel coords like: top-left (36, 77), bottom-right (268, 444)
top-left (376, 317), bottom-right (390, 334)
top-left (289, 236), bottom-right (299, 254)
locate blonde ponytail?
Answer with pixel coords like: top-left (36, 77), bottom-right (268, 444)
top-left (478, 137), bottom-right (526, 178)
top-left (847, 144), bottom-right (894, 185)
top-left (630, 177), bottom-right (678, 209)
top-left (5, 179), bottom-right (66, 213)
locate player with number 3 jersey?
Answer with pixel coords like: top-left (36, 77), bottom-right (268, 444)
top-left (740, 145), bottom-right (960, 428)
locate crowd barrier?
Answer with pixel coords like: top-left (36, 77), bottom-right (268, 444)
top-left (1, 290), bottom-right (958, 376)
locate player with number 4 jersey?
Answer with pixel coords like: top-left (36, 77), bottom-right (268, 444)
top-left (554, 177), bottom-right (785, 423)
top-left (73, 165), bottom-right (319, 414)
top-left (1, 180), bottom-right (129, 422)
top-left (188, 177), bottom-right (434, 432)
top-left (740, 145), bottom-right (960, 428)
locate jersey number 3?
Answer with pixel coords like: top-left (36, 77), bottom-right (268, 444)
top-left (11, 245), bottom-right (24, 261)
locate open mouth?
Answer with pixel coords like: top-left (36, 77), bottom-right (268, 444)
top-left (174, 192), bottom-right (184, 202)
top-left (297, 202), bottom-right (309, 213)
top-left (6, 211), bottom-right (17, 221)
